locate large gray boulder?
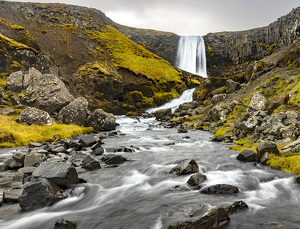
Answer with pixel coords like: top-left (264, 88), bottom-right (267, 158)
top-left (247, 92), bottom-right (268, 113)
top-left (18, 178), bottom-right (67, 211)
top-left (57, 97), bottom-right (89, 126)
top-left (169, 159), bottom-right (199, 176)
top-left (87, 109), bottom-right (116, 131)
top-left (237, 149), bottom-right (257, 162)
top-left (208, 105), bottom-right (229, 122)
top-left (168, 206), bottom-right (230, 229)
top-left (17, 107), bottom-right (52, 126)
top-left (227, 79), bottom-right (241, 93)
top-left (256, 141), bottom-right (279, 160)
top-left (154, 108), bottom-right (172, 120)
top-left (7, 68), bottom-right (74, 114)
top-left (32, 162), bottom-right (78, 188)
top-left (187, 173), bottom-right (207, 189)
top-left (211, 94), bottom-right (227, 105)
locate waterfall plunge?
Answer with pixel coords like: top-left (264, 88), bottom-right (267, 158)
top-left (176, 36), bottom-right (207, 78)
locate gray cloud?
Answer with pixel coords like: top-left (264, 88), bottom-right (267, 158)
top-left (5, 0), bottom-right (300, 35)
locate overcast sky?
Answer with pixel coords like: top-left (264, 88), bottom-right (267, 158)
top-left (6, 0), bottom-right (300, 36)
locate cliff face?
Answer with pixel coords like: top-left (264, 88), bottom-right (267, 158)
top-left (205, 7), bottom-right (300, 71)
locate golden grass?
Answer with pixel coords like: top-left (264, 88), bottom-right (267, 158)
top-left (268, 153), bottom-right (300, 175)
top-left (0, 115), bottom-right (93, 148)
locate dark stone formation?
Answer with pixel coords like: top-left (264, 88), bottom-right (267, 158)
top-left (53, 218), bottom-right (77, 229)
top-left (18, 178), bottom-right (67, 211)
top-left (226, 201), bottom-right (249, 214)
top-left (200, 184), bottom-right (239, 195)
top-left (187, 173), bottom-right (207, 189)
top-left (81, 154), bottom-right (101, 171)
top-left (236, 149), bottom-right (257, 162)
top-left (256, 141), bottom-right (279, 160)
top-left (101, 154), bottom-right (128, 165)
top-left (78, 135), bottom-right (97, 147)
top-left (169, 159), bottom-right (199, 176)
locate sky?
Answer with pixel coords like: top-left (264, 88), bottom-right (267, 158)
top-left (5, 0), bottom-right (300, 36)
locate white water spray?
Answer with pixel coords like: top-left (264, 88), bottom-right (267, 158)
top-left (176, 36), bottom-right (207, 78)
top-left (146, 88), bottom-right (195, 113)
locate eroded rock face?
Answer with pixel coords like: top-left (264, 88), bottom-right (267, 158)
top-left (17, 107), bottom-right (52, 126)
top-left (6, 68), bottom-right (74, 114)
top-left (57, 97), bottom-right (89, 126)
top-left (87, 109), bottom-right (116, 131)
top-left (168, 206), bottom-right (230, 229)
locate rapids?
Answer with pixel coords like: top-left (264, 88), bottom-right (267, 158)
top-left (0, 117), bottom-right (300, 228)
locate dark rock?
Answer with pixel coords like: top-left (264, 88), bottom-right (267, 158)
top-left (101, 154), bottom-right (127, 165)
top-left (154, 108), bottom-right (172, 121)
top-left (187, 173), bottom-right (207, 189)
top-left (169, 159), bottom-right (199, 176)
top-left (4, 158), bottom-right (23, 170)
top-left (53, 134), bottom-right (61, 140)
top-left (0, 108), bottom-right (19, 116)
top-left (18, 178), bottom-right (67, 211)
top-left (227, 79), bottom-right (241, 93)
top-left (57, 97), bottom-right (89, 126)
top-left (256, 141), bottom-right (279, 160)
top-left (172, 185), bottom-right (190, 191)
top-left (53, 218), bottom-right (77, 229)
top-left (17, 107), bottom-right (52, 126)
top-left (200, 184), bottom-right (239, 194)
top-left (178, 125), bottom-right (188, 133)
top-left (24, 153), bottom-right (46, 167)
top-left (168, 206), bottom-right (230, 229)
top-left (78, 135), bottom-right (97, 147)
top-left (3, 188), bottom-right (23, 203)
top-left (114, 146), bottom-right (135, 153)
top-left (90, 140), bottom-right (104, 150)
top-left (92, 146), bottom-right (105, 155)
top-left (211, 94), bottom-right (227, 105)
top-left (32, 162), bottom-right (78, 188)
top-left (87, 109), bottom-right (116, 131)
top-left (212, 135), bottom-right (223, 142)
top-left (226, 201), bottom-right (249, 214)
top-left (71, 153), bottom-right (86, 167)
top-left (12, 152), bottom-right (26, 164)
top-left (81, 154), bottom-right (101, 171)
top-left (260, 152), bottom-right (269, 165)
top-left (28, 142), bottom-right (43, 148)
top-left (267, 101), bottom-right (281, 114)
top-left (296, 176), bottom-right (300, 184)
top-left (236, 149), bottom-right (256, 162)
top-left (69, 140), bottom-right (82, 151)
top-left (52, 146), bottom-right (66, 154)
top-left (249, 133), bottom-right (260, 143)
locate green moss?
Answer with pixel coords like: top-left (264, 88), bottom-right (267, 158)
top-left (230, 136), bottom-right (258, 151)
top-left (268, 153), bottom-right (300, 175)
top-left (153, 89), bottom-right (179, 105)
top-left (213, 125), bottom-right (231, 138)
top-left (0, 73), bottom-right (7, 88)
top-left (142, 97), bottom-right (154, 107)
top-left (11, 24), bottom-right (25, 30)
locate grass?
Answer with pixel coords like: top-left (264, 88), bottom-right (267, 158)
top-left (86, 26), bottom-right (181, 84)
top-left (0, 114), bottom-right (93, 148)
top-left (268, 153), bottom-right (300, 175)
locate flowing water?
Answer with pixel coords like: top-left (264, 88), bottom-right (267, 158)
top-left (176, 36), bottom-right (207, 78)
top-left (146, 88), bottom-right (195, 113)
top-left (0, 116), bottom-right (300, 229)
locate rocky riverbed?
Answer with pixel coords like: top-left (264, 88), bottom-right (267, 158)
top-left (0, 116), bottom-right (299, 229)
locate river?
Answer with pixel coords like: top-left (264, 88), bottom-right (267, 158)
top-left (0, 116), bottom-right (300, 229)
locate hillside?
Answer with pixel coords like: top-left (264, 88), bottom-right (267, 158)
top-left (0, 1), bottom-right (201, 114)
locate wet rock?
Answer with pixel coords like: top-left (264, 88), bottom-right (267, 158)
top-left (226, 201), bottom-right (249, 214)
top-left (81, 154), bottom-right (101, 171)
top-left (18, 178), bottom-right (67, 211)
top-left (12, 152), bottom-right (26, 164)
top-left (212, 135), bottom-right (223, 142)
top-left (172, 185), bottom-right (190, 191)
top-left (78, 135), bottom-right (97, 147)
top-left (154, 108), bottom-right (172, 121)
top-left (296, 176), bottom-right (300, 184)
top-left (247, 92), bottom-right (268, 113)
top-left (57, 97), bottom-right (89, 126)
top-left (168, 206), bottom-right (230, 229)
top-left (32, 162), bottom-right (78, 188)
top-left (3, 188), bottom-right (23, 203)
top-left (87, 109), bottom-right (116, 131)
top-left (169, 159), bottom-right (199, 176)
top-left (0, 108), bottom-right (19, 116)
top-left (101, 154), bottom-right (128, 165)
top-left (256, 141), bottom-right (279, 160)
top-left (187, 173), bottom-right (207, 189)
top-left (200, 184), bottom-right (239, 194)
top-left (236, 149), bottom-right (256, 162)
top-left (178, 125), bottom-right (188, 133)
top-left (17, 107), bottom-right (52, 126)
top-left (92, 146), bottom-right (104, 156)
top-left (24, 153), bottom-right (46, 167)
top-left (53, 218), bottom-right (77, 229)
top-left (114, 146), bottom-right (136, 153)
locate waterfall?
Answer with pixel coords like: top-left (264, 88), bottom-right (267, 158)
top-left (146, 88), bottom-right (195, 113)
top-left (176, 36), bottom-right (207, 78)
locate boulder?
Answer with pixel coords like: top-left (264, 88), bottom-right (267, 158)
top-left (24, 153), bottom-right (46, 167)
top-left (17, 107), bottom-right (52, 126)
top-left (187, 173), bottom-right (207, 189)
top-left (87, 109), bottom-right (116, 131)
top-left (0, 108), bottom-right (19, 116)
top-left (4, 158), bottom-right (23, 170)
top-left (32, 162), bottom-right (78, 188)
top-left (78, 135), bottom-right (97, 147)
top-left (154, 108), bottom-right (172, 120)
top-left (200, 184), bottom-right (239, 194)
top-left (101, 154), bottom-right (128, 165)
top-left (208, 105), bottom-right (229, 122)
top-left (226, 201), bottom-right (249, 214)
top-left (280, 122), bottom-right (300, 140)
top-left (6, 71), bottom-right (24, 92)
top-left (53, 218), bottom-right (77, 229)
top-left (57, 97), bottom-right (89, 126)
top-left (168, 206), bottom-right (230, 229)
top-left (212, 135), bottom-right (224, 142)
top-left (227, 79), bottom-right (241, 93)
top-left (18, 178), bottom-right (67, 211)
top-left (256, 141), bottom-right (279, 160)
top-left (81, 154), bottom-right (101, 171)
top-left (260, 152), bottom-right (270, 165)
top-left (92, 146), bottom-right (105, 156)
top-left (21, 71), bottom-right (74, 114)
top-left (3, 188), bottom-right (23, 203)
top-left (169, 159), bottom-right (199, 176)
top-left (12, 152), bottom-right (26, 164)
top-left (211, 94), bottom-right (227, 105)
top-left (236, 149), bottom-right (256, 162)
top-left (178, 125), bottom-right (188, 133)
top-left (247, 92), bottom-right (268, 113)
